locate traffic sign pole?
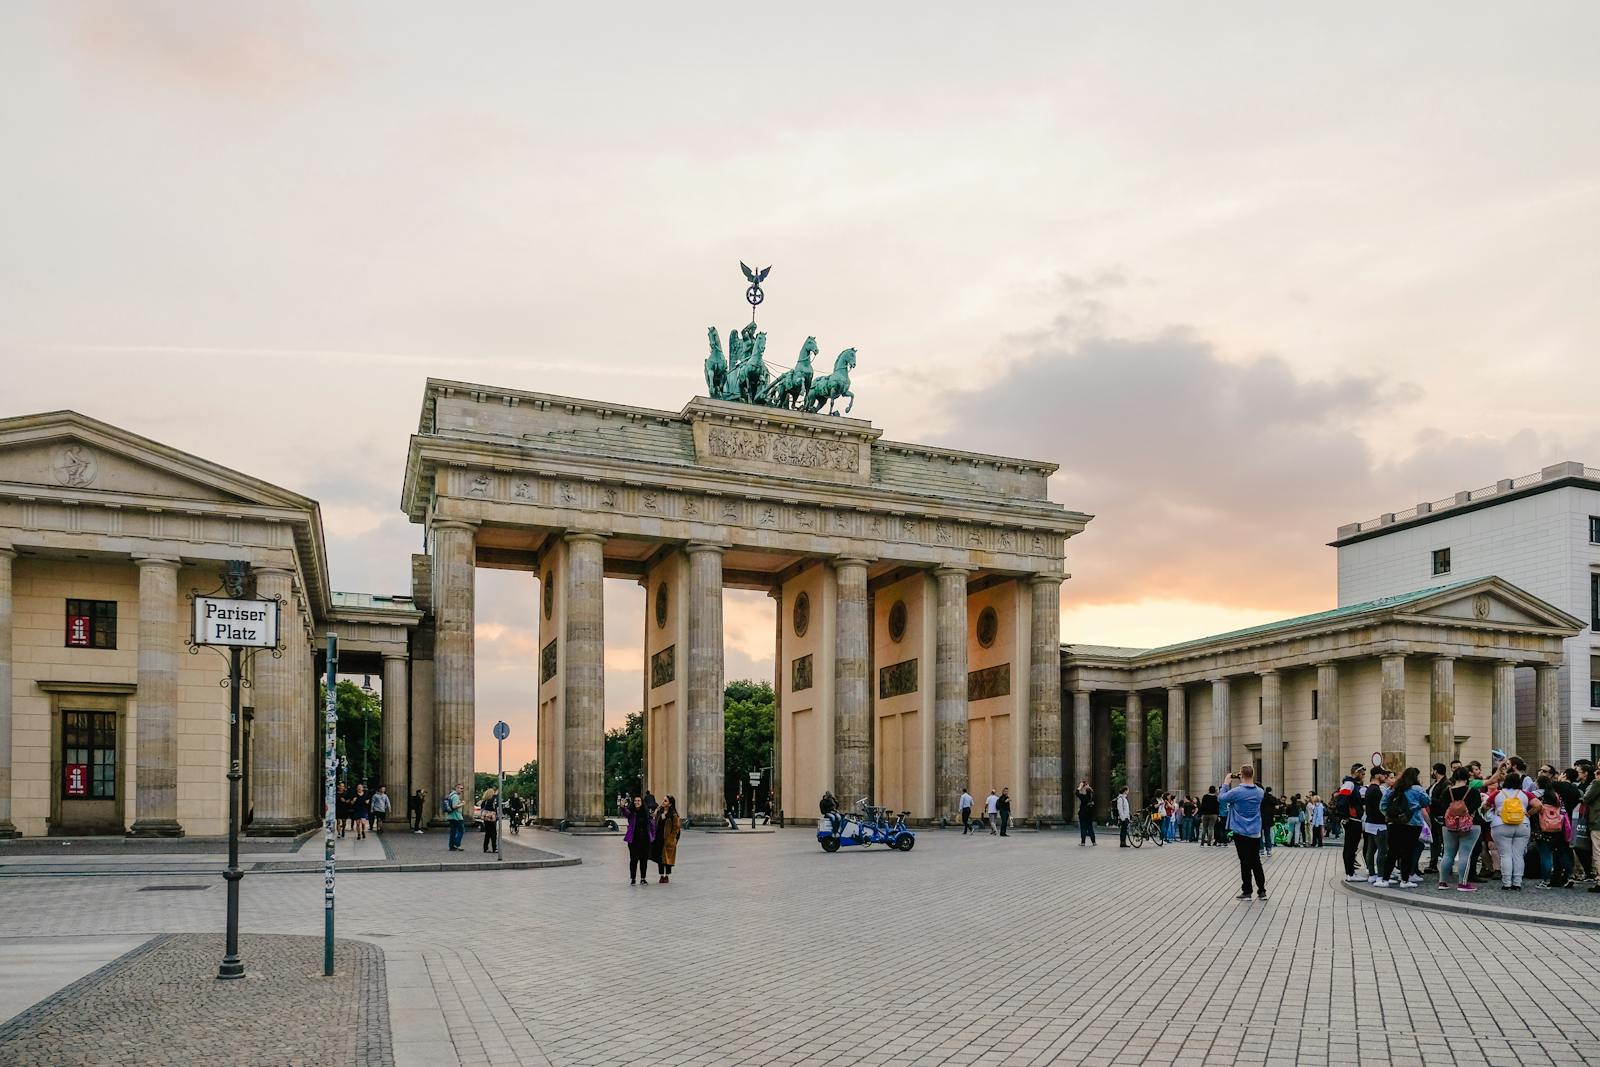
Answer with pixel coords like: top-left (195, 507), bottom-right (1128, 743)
top-left (493, 721), bottom-right (509, 861)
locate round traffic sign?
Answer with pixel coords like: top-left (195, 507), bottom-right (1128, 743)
top-left (494, 721), bottom-right (510, 741)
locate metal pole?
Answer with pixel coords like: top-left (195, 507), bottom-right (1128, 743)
top-left (323, 634), bottom-right (338, 977)
top-left (496, 735), bottom-right (505, 862)
top-left (218, 645), bottom-right (245, 979)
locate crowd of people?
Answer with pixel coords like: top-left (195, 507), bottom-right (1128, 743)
top-left (330, 782), bottom-right (532, 854)
top-left (1336, 753), bottom-right (1600, 892)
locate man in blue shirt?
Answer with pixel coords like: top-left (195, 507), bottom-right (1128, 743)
top-left (1219, 766), bottom-right (1267, 900)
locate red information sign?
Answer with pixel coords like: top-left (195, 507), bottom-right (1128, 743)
top-left (64, 763), bottom-right (89, 797)
top-left (66, 615), bottom-right (91, 648)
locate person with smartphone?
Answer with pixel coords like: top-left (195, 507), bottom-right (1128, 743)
top-left (1219, 766), bottom-right (1267, 901)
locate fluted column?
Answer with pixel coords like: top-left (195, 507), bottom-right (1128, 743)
top-left (1380, 654), bottom-right (1407, 770)
top-left (1028, 575), bottom-right (1063, 824)
top-left (933, 566), bottom-right (970, 822)
top-left (1492, 661), bottom-right (1517, 758)
top-left (564, 533), bottom-right (607, 825)
top-left (686, 543), bottom-right (725, 823)
top-left (432, 521), bottom-right (477, 820)
top-left (1316, 663), bottom-right (1340, 797)
top-left (382, 653), bottom-right (409, 797)
top-left (1259, 671), bottom-right (1282, 793)
top-left (770, 585), bottom-right (783, 819)
top-left (1125, 691), bottom-right (1144, 812)
top-left (1429, 656), bottom-right (1456, 770)
top-left (1072, 691), bottom-right (1092, 794)
top-left (248, 567), bottom-right (302, 834)
top-left (1092, 700), bottom-right (1111, 819)
top-left (1536, 664), bottom-right (1561, 766)
top-left (1163, 687), bottom-right (1186, 796)
top-left (0, 548), bottom-right (16, 837)
top-left (1210, 678), bottom-right (1231, 786)
top-left (130, 556), bottom-right (183, 836)
top-left (831, 557), bottom-right (870, 806)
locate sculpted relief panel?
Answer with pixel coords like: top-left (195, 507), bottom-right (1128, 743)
top-left (705, 427), bottom-right (859, 474)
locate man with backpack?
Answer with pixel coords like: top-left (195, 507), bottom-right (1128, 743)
top-left (1339, 766), bottom-right (1367, 882)
top-left (443, 783), bottom-right (467, 851)
top-left (1423, 763), bottom-right (1449, 875)
top-left (1364, 767), bottom-right (1390, 886)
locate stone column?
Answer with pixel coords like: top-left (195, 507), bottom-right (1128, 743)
top-left (831, 558), bottom-right (870, 806)
top-left (1210, 678), bottom-right (1231, 786)
top-left (1092, 699), bottom-right (1111, 819)
top-left (382, 653), bottom-right (409, 797)
top-left (933, 566), bottom-right (970, 822)
top-left (1492, 661), bottom-right (1517, 758)
top-left (1429, 656), bottom-right (1456, 770)
top-left (1316, 663), bottom-right (1340, 797)
top-left (248, 566), bottom-right (302, 834)
top-left (564, 533), bottom-right (607, 825)
top-left (770, 585), bottom-right (783, 820)
top-left (130, 556), bottom-right (183, 836)
top-left (1165, 686), bottom-right (1187, 796)
top-left (1125, 691), bottom-right (1144, 812)
top-left (1259, 671), bottom-right (1283, 793)
top-left (432, 521), bottom-right (476, 820)
top-left (1536, 664), bottom-right (1561, 766)
top-left (685, 543), bottom-right (724, 824)
top-left (1380, 654), bottom-right (1407, 770)
top-left (0, 548), bottom-right (16, 837)
top-left (1027, 575), bottom-right (1063, 825)
top-left (1072, 691), bottom-right (1092, 794)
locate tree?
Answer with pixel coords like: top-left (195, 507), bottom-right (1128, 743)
top-left (724, 679), bottom-right (774, 815)
top-left (320, 680), bottom-right (381, 787)
top-left (604, 712), bottom-right (644, 814)
top-left (478, 761), bottom-right (539, 811)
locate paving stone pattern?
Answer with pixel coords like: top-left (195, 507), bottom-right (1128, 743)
top-left (0, 933), bottom-right (391, 1066)
top-left (4, 832), bottom-right (1600, 1064)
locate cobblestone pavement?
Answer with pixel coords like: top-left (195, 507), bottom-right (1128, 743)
top-left (3, 830), bottom-right (1600, 1065)
top-left (0, 933), bottom-right (389, 1066)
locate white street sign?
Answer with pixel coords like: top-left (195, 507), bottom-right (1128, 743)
top-left (193, 596), bottom-right (280, 648)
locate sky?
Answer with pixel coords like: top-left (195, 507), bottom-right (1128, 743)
top-left (3, 4), bottom-right (1598, 770)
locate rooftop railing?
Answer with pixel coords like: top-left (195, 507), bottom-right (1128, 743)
top-left (1337, 461), bottom-right (1596, 539)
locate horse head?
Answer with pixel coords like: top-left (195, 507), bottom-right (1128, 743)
top-left (797, 336), bottom-right (818, 369)
top-left (833, 348), bottom-right (857, 375)
top-left (705, 326), bottom-right (725, 368)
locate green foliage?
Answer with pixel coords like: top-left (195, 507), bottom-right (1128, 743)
top-left (724, 679), bottom-right (774, 813)
top-left (1107, 706), bottom-right (1165, 798)
top-left (475, 760), bottom-right (538, 808)
top-left (320, 680), bottom-right (381, 786)
top-left (604, 712), bottom-right (645, 814)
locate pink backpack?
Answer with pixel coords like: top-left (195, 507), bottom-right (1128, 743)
top-left (1538, 801), bottom-right (1565, 834)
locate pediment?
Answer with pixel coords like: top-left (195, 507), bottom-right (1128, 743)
top-left (0, 412), bottom-right (312, 512)
top-left (1402, 578), bottom-right (1585, 632)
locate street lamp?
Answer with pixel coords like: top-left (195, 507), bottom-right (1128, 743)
top-left (360, 675), bottom-right (374, 783)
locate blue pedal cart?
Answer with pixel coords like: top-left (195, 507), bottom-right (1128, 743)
top-left (818, 800), bottom-right (915, 853)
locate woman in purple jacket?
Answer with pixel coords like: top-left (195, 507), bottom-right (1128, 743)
top-left (623, 794), bottom-right (656, 886)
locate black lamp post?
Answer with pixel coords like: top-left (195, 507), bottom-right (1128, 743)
top-left (360, 675), bottom-right (374, 783)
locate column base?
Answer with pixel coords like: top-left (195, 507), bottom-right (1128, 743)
top-left (245, 818), bottom-right (320, 838)
top-left (0, 821), bottom-right (19, 839)
top-left (126, 820), bottom-right (185, 839)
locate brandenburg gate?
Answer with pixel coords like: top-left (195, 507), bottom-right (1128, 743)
top-left (401, 327), bottom-right (1087, 826)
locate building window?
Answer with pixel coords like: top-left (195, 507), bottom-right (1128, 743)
top-left (64, 600), bottom-right (117, 649)
top-left (1311, 689), bottom-right (1319, 720)
top-left (1592, 573), bottom-right (1599, 630)
top-left (63, 710), bottom-right (116, 799)
top-left (1590, 515), bottom-right (1600, 544)
top-left (1591, 679), bottom-right (1600, 710)
top-left (1432, 548), bottom-right (1452, 576)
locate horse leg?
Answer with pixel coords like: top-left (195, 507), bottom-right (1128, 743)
top-left (842, 389), bottom-right (854, 415)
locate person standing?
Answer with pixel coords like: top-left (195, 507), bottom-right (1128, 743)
top-left (335, 783), bottom-right (351, 839)
top-left (1309, 795), bottom-right (1325, 847)
top-left (1486, 769), bottom-right (1533, 890)
top-left (960, 788), bottom-right (974, 835)
top-left (985, 790), bottom-right (1000, 835)
top-left (371, 786), bottom-right (391, 834)
top-left (623, 795), bottom-right (655, 885)
top-left (1582, 761), bottom-right (1600, 893)
top-left (1381, 767), bottom-right (1429, 888)
top-left (997, 788), bottom-right (1012, 837)
top-left (1339, 766), bottom-right (1367, 881)
top-left (1364, 767), bottom-right (1390, 885)
top-left (1115, 787), bottom-right (1132, 847)
top-left (1423, 763), bottom-right (1449, 875)
top-left (1259, 788), bottom-right (1279, 857)
top-left (409, 789), bottom-right (426, 833)
top-left (444, 783), bottom-right (466, 851)
top-left (1437, 767), bottom-right (1483, 892)
top-left (1075, 780), bottom-right (1097, 845)
top-left (350, 784), bottom-right (371, 841)
top-left (479, 785), bottom-right (499, 854)
top-left (653, 795), bottom-right (681, 883)
top-left (1199, 787), bottom-right (1219, 845)
top-left (1219, 767), bottom-right (1267, 900)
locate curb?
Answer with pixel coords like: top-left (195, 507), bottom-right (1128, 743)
top-left (1339, 875), bottom-right (1600, 930)
top-left (0, 856), bottom-right (583, 879)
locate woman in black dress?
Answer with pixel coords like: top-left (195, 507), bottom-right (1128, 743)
top-left (623, 795), bottom-right (655, 885)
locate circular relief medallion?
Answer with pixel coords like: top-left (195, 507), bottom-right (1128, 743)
top-left (888, 600), bottom-right (907, 643)
top-left (976, 606), bottom-right (999, 648)
top-left (793, 591), bottom-right (810, 638)
top-left (1473, 593), bottom-right (1492, 620)
top-left (543, 571), bottom-right (554, 620)
top-left (655, 582), bottom-right (669, 629)
top-left (52, 445), bottom-right (98, 488)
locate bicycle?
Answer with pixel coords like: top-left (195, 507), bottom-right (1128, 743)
top-left (1128, 813), bottom-right (1163, 848)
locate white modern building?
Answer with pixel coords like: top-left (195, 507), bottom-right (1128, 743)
top-left (1333, 461), bottom-right (1600, 765)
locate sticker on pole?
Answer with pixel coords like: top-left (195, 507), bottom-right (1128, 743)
top-left (193, 596), bottom-right (280, 648)
top-left (493, 721), bottom-right (510, 741)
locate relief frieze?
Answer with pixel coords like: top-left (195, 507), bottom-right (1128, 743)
top-left (705, 426), bottom-right (859, 473)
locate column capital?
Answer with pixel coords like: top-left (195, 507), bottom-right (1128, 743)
top-left (430, 519), bottom-right (479, 534)
top-left (0, 545), bottom-right (14, 561)
top-left (562, 531), bottom-right (607, 547)
top-left (132, 554), bottom-right (182, 569)
top-left (832, 556), bottom-right (873, 570)
top-left (1027, 572), bottom-right (1065, 587)
top-left (1497, 659), bottom-right (1521, 669)
top-left (254, 564), bottom-right (296, 579)
top-left (1166, 684), bottom-right (1185, 695)
top-left (382, 651), bottom-right (408, 663)
top-left (1209, 676), bottom-right (1231, 685)
top-left (1256, 668), bottom-right (1279, 678)
top-left (1535, 662), bottom-right (1561, 674)
top-left (685, 541), bottom-right (726, 556)
top-left (1432, 653), bottom-right (1457, 663)
top-left (932, 564), bottom-right (972, 579)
